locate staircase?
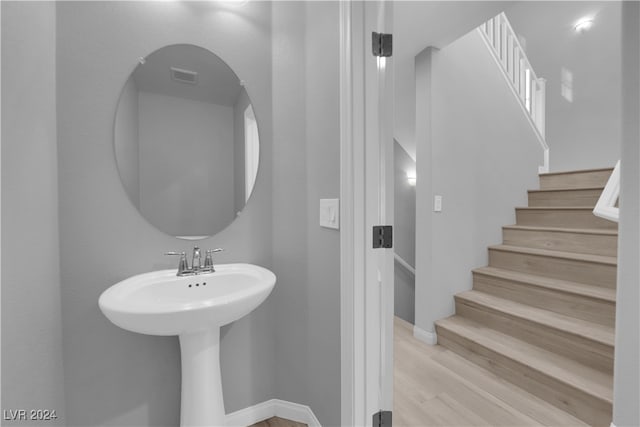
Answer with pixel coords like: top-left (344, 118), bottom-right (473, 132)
top-left (435, 167), bottom-right (617, 427)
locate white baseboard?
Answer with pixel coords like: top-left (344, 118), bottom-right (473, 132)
top-left (226, 399), bottom-right (321, 427)
top-left (413, 324), bottom-right (438, 345)
top-left (610, 422), bottom-right (616, 427)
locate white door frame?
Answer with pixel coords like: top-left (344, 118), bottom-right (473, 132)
top-left (340, 1), bottom-right (394, 426)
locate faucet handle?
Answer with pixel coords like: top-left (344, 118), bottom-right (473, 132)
top-left (203, 248), bottom-right (224, 269)
top-left (165, 251), bottom-right (189, 274)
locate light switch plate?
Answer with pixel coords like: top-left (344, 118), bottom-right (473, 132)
top-left (434, 195), bottom-right (442, 212)
top-left (320, 199), bottom-right (340, 229)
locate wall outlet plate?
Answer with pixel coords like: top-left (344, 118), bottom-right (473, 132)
top-left (320, 199), bottom-right (340, 229)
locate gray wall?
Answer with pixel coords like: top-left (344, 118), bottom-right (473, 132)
top-left (5, 3), bottom-right (340, 425)
top-left (394, 141), bottom-right (416, 324)
top-left (56, 2), bottom-right (341, 426)
top-left (506, 1), bottom-right (622, 172)
top-left (302, 4), bottom-right (341, 423)
top-left (138, 92), bottom-right (235, 237)
top-left (414, 30), bottom-right (541, 336)
top-left (1, 1), bottom-right (66, 424)
top-left (272, 3), bottom-right (341, 425)
top-left (613, 2), bottom-right (639, 426)
top-left (56, 2), bottom-right (274, 425)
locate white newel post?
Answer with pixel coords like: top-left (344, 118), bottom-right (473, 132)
top-left (536, 78), bottom-right (546, 138)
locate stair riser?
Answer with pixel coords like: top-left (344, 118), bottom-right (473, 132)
top-left (454, 299), bottom-right (613, 374)
top-left (489, 249), bottom-right (616, 288)
top-left (528, 189), bottom-right (603, 207)
top-left (516, 209), bottom-right (618, 229)
top-left (473, 272), bottom-right (615, 327)
top-left (503, 228), bottom-right (618, 257)
top-left (539, 170), bottom-right (613, 190)
top-left (436, 326), bottom-right (612, 427)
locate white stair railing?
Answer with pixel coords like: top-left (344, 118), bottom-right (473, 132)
top-left (478, 12), bottom-right (549, 173)
top-left (593, 160), bottom-right (620, 222)
top-left (394, 253), bottom-right (415, 276)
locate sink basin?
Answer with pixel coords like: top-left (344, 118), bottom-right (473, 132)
top-left (99, 263), bottom-right (276, 336)
top-left (98, 263), bottom-right (276, 427)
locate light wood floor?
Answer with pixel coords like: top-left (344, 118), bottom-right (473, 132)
top-left (249, 317), bottom-right (587, 427)
top-left (394, 316), bottom-right (588, 427)
top-left (248, 416), bottom-right (306, 427)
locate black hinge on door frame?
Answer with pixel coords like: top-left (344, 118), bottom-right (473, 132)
top-left (373, 225), bottom-right (393, 249)
top-left (372, 32), bottom-right (393, 57)
top-left (373, 410), bottom-right (393, 427)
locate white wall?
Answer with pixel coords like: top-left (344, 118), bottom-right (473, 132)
top-left (1, 1), bottom-right (66, 424)
top-left (613, 2), bottom-right (639, 426)
top-left (414, 30), bottom-right (541, 336)
top-left (56, 2), bottom-right (274, 425)
top-left (506, 1), bottom-right (621, 172)
top-left (394, 141), bottom-right (416, 324)
top-left (114, 77), bottom-right (140, 208)
top-left (138, 91), bottom-right (235, 237)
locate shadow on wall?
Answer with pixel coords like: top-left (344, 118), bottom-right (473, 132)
top-left (394, 141), bottom-right (416, 324)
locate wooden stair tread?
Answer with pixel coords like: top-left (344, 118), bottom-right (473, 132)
top-left (517, 206), bottom-right (604, 210)
top-left (528, 186), bottom-right (605, 193)
top-left (473, 266), bottom-right (617, 302)
top-left (538, 168), bottom-right (614, 191)
top-left (455, 290), bottom-right (615, 347)
top-left (436, 316), bottom-right (613, 403)
top-left (503, 225), bottom-right (618, 236)
top-left (539, 167), bottom-right (614, 177)
top-left (489, 244), bottom-right (617, 266)
top-left (515, 207), bottom-right (618, 230)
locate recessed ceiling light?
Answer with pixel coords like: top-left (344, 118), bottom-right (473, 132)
top-left (574, 17), bottom-right (594, 32)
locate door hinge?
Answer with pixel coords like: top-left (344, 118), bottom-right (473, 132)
top-left (373, 410), bottom-right (392, 427)
top-left (372, 32), bottom-right (393, 57)
top-left (373, 225), bottom-right (393, 249)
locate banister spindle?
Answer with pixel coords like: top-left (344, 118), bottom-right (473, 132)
top-left (501, 21), bottom-right (507, 67)
top-left (507, 35), bottom-right (515, 80)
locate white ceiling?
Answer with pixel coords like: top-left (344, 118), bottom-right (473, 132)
top-left (133, 44), bottom-right (242, 106)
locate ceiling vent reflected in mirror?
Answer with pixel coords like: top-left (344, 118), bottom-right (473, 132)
top-left (171, 67), bottom-right (198, 85)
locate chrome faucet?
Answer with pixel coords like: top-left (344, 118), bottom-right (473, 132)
top-left (192, 246), bottom-right (202, 271)
top-left (165, 247), bottom-right (224, 276)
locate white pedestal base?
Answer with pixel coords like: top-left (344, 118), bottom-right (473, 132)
top-left (179, 328), bottom-right (225, 427)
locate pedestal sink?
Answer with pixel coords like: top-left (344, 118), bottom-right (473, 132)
top-left (98, 263), bottom-right (276, 427)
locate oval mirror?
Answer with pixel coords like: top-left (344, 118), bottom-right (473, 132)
top-left (114, 44), bottom-right (259, 240)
